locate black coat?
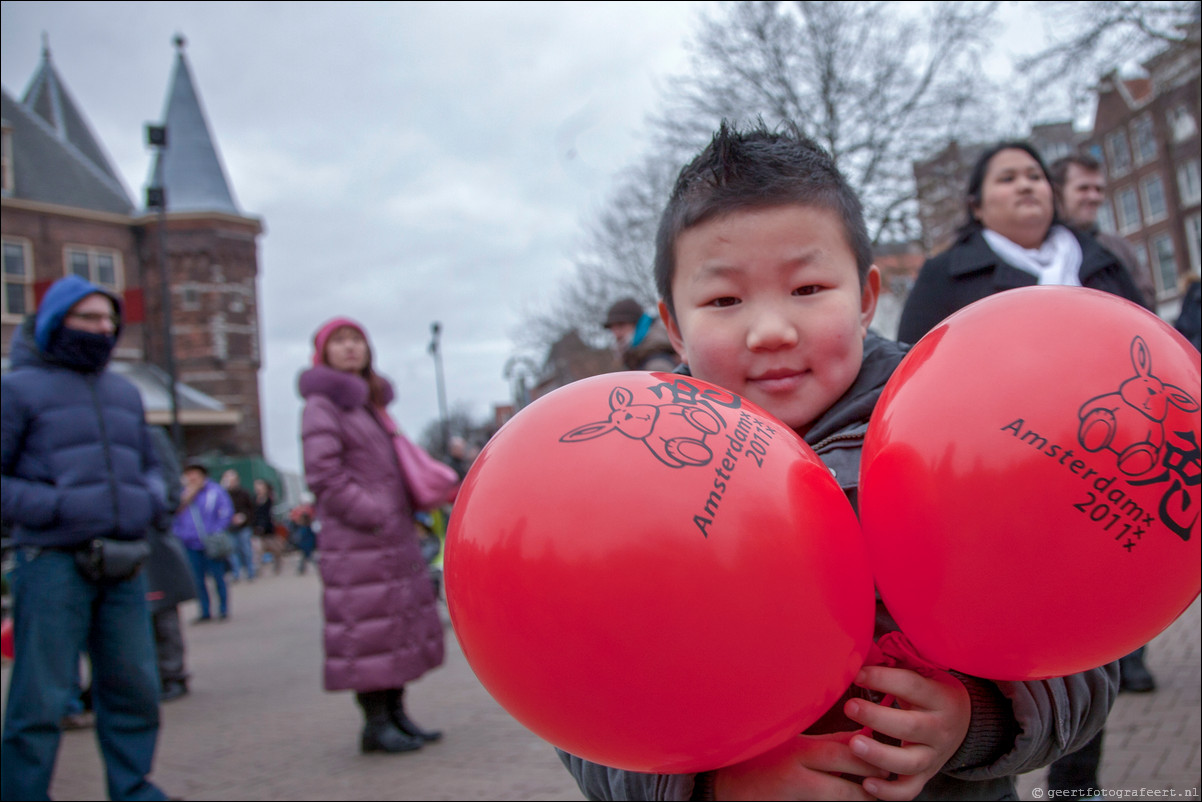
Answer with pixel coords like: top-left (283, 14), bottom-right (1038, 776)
top-left (898, 228), bottom-right (1149, 345)
top-left (143, 426), bottom-right (196, 612)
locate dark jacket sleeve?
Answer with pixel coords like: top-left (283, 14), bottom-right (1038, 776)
top-left (898, 249), bottom-right (962, 345)
top-left (0, 377), bottom-right (58, 530)
top-left (140, 421), bottom-right (167, 526)
top-left (556, 749), bottom-right (698, 802)
top-left (947, 662), bottom-right (1119, 782)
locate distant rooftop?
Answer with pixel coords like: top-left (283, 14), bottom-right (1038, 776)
top-left (2, 39), bottom-right (134, 214)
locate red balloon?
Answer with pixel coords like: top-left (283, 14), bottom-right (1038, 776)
top-left (861, 286), bottom-right (1201, 680)
top-left (446, 372), bottom-right (873, 773)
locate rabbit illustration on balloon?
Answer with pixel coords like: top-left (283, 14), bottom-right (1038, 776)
top-left (561, 385), bottom-right (724, 468)
top-left (1077, 336), bottom-right (1199, 477)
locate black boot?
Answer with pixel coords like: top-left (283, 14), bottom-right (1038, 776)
top-left (356, 691), bottom-right (423, 754)
top-left (388, 687), bottom-right (443, 743)
top-left (1119, 647), bottom-right (1156, 693)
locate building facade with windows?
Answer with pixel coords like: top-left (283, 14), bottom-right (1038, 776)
top-left (2, 37), bottom-right (266, 457)
top-left (1082, 33), bottom-right (1201, 313)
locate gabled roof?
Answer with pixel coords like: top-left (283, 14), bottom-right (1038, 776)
top-left (1, 85), bottom-right (134, 215)
top-left (20, 40), bottom-right (131, 197)
top-left (146, 35), bottom-right (241, 216)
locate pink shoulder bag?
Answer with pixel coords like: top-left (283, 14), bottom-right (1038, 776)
top-left (376, 407), bottom-right (459, 511)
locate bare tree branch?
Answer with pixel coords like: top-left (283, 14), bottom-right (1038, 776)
top-left (514, 0), bottom-right (1008, 361)
top-left (1018, 1), bottom-right (1200, 112)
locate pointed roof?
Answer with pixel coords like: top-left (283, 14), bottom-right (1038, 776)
top-left (2, 84), bottom-right (134, 215)
top-left (146, 35), bottom-right (241, 216)
top-left (20, 36), bottom-right (130, 196)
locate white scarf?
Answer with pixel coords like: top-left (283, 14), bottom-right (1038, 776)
top-left (982, 225), bottom-right (1084, 287)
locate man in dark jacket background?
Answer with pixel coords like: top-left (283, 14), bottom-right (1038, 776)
top-left (1, 275), bottom-right (170, 801)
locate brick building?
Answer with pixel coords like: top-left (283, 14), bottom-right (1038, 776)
top-left (2, 36), bottom-right (265, 457)
top-left (1080, 31), bottom-right (1201, 311)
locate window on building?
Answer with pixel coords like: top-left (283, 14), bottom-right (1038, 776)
top-left (181, 286), bottom-right (200, 310)
top-left (1106, 130), bottom-right (1132, 176)
top-left (1116, 186), bottom-right (1142, 233)
top-left (1131, 238), bottom-right (1149, 276)
top-left (1168, 105), bottom-right (1198, 143)
top-left (1141, 174), bottom-right (1168, 223)
top-left (1131, 114), bottom-right (1158, 165)
top-left (1042, 141), bottom-right (1071, 163)
top-left (3, 239), bottom-right (33, 320)
top-left (1097, 201), bottom-right (1116, 234)
top-left (64, 246), bottom-right (122, 291)
top-left (1151, 233), bottom-right (1177, 298)
top-left (1185, 214), bottom-right (1201, 276)
top-left (1177, 159), bottom-right (1201, 207)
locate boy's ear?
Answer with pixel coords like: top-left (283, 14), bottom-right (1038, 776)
top-left (659, 300), bottom-right (686, 364)
top-left (860, 265), bottom-right (881, 336)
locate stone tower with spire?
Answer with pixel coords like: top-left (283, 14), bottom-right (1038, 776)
top-left (137, 34), bottom-right (266, 456)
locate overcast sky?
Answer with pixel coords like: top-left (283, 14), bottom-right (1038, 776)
top-left (1, 0), bottom-right (726, 474)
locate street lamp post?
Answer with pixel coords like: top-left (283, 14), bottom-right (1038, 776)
top-left (146, 123), bottom-right (182, 455)
top-left (429, 321), bottom-right (449, 453)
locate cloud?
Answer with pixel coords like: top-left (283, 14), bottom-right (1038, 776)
top-left (2, 0), bottom-right (707, 475)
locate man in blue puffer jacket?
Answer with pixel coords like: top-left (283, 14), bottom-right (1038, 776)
top-left (1, 275), bottom-right (170, 801)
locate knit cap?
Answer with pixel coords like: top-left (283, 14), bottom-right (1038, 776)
top-left (312, 317), bottom-right (371, 367)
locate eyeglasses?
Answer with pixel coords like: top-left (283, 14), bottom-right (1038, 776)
top-left (67, 312), bottom-right (120, 327)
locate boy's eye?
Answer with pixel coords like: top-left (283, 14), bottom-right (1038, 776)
top-left (793, 285), bottom-right (820, 296)
top-left (707, 296), bottom-right (739, 308)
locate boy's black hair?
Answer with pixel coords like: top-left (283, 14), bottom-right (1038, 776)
top-left (653, 120), bottom-right (874, 319)
top-left (956, 140), bottom-right (1061, 243)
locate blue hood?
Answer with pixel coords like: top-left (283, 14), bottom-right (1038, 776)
top-left (34, 275), bottom-right (122, 352)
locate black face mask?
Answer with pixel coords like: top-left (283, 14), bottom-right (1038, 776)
top-left (46, 327), bottom-right (117, 372)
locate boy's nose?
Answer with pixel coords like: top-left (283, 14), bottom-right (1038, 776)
top-left (747, 307), bottom-right (799, 351)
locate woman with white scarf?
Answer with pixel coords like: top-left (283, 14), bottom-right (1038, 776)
top-left (897, 141), bottom-right (1150, 798)
top-left (898, 141), bottom-right (1148, 344)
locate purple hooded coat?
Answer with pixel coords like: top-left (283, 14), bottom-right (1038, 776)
top-left (299, 364), bottom-right (444, 692)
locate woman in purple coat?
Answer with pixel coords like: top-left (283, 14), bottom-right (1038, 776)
top-left (299, 317), bottom-right (445, 754)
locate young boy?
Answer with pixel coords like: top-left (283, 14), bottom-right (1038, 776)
top-left (558, 123), bottom-right (1118, 800)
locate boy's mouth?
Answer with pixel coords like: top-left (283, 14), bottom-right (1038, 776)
top-left (749, 368), bottom-right (807, 394)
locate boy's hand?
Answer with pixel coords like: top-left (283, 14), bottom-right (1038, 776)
top-left (712, 730), bottom-right (888, 801)
top-left (843, 665), bottom-right (972, 801)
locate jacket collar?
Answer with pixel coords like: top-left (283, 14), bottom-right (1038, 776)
top-left (949, 228), bottom-right (1114, 289)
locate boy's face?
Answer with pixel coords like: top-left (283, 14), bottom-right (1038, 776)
top-left (661, 204), bottom-right (879, 436)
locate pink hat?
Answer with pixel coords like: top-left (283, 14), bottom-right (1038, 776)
top-left (312, 317), bottom-right (370, 367)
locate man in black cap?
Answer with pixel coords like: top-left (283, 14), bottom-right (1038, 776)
top-left (602, 297), bottom-right (680, 372)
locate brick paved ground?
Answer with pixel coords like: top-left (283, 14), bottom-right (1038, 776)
top-left (2, 555), bottom-right (1198, 800)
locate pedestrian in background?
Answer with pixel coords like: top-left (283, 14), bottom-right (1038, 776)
top-left (252, 478), bottom-right (284, 574)
top-left (299, 317), bottom-right (445, 755)
top-left (602, 296), bottom-right (680, 372)
top-left (288, 496), bottom-right (318, 575)
top-left (221, 469), bottom-right (256, 583)
top-left (173, 463), bottom-right (234, 623)
top-left (1049, 153), bottom-right (1156, 308)
top-left (144, 427), bottom-right (197, 702)
top-left (1, 275), bottom-right (171, 801)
